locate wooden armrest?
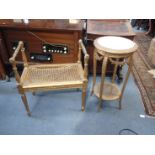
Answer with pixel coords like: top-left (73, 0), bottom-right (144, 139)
top-left (78, 39), bottom-right (89, 79)
top-left (79, 39), bottom-right (89, 58)
top-left (9, 41), bottom-right (24, 63)
top-left (9, 41), bottom-right (28, 84)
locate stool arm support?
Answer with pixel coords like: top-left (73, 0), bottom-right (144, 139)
top-left (9, 41), bottom-right (24, 62)
top-left (9, 41), bottom-right (28, 84)
top-left (78, 39), bottom-right (89, 79)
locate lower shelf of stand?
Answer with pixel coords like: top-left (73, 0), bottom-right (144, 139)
top-left (94, 82), bottom-right (121, 100)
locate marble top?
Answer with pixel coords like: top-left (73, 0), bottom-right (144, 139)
top-left (94, 36), bottom-right (138, 54)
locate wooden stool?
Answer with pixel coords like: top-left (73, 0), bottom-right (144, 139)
top-left (91, 36), bottom-right (138, 111)
top-left (9, 40), bottom-right (89, 116)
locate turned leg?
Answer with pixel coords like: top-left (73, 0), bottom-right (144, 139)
top-left (17, 85), bottom-right (31, 116)
top-left (82, 90), bottom-right (86, 112)
top-left (82, 81), bottom-right (88, 112)
top-left (21, 93), bottom-right (31, 116)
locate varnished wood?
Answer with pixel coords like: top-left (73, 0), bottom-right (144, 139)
top-left (0, 34), bottom-right (7, 79)
top-left (9, 41), bottom-right (24, 62)
top-left (4, 30), bottom-right (82, 63)
top-left (82, 81), bottom-right (88, 111)
top-left (0, 19), bottom-right (83, 32)
top-left (0, 56), bottom-right (5, 79)
top-left (87, 19), bottom-right (135, 39)
top-left (0, 19), bottom-right (84, 79)
top-left (21, 93), bottom-right (31, 116)
top-left (17, 84), bottom-right (31, 116)
top-left (9, 40), bottom-right (89, 115)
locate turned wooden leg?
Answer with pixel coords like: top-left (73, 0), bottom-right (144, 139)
top-left (17, 85), bottom-right (31, 116)
top-left (21, 93), bottom-right (31, 116)
top-left (82, 81), bottom-right (88, 112)
top-left (82, 90), bottom-right (86, 112)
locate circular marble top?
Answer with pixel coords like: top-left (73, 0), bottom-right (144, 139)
top-left (94, 36), bottom-right (138, 54)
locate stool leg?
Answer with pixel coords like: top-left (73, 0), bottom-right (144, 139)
top-left (91, 50), bottom-right (97, 96)
top-left (82, 81), bottom-right (88, 112)
top-left (119, 57), bottom-right (132, 109)
top-left (21, 94), bottom-right (31, 116)
top-left (17, 85), bottom-right (31, 116)
top-left (98, 56), bottom-right (108, 111)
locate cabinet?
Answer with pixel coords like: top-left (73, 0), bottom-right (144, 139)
top-left (0, 32), bottom-right (6, 79)
top-left (0, 19), bottom-right (84, 76)
top-left (0, 57), bottom-right (5, 79)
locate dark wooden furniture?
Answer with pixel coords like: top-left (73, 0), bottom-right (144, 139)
top-left (0, 19), bottom-right (84, 78)
top-left (147, 19), bottom-right (155, 37)
top-left (86, 19), bottom-right (136, 76)
top-left (0, 19), bottom-right (136, 79)
top-left (0, 57), bottom-right (5, 79)
top-left (0, 32), bottom-right (6, 79)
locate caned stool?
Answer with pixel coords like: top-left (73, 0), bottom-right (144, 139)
top-left (91, 36), bottom-right (138, 111)
top-left (9, 40), bottom-right (89, 116)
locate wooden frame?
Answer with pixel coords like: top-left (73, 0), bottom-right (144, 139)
top-left (9, 40), bottom-right (89, 116)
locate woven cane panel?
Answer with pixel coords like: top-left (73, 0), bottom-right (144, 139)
top-left (22, 64), bottom-right (83, 87)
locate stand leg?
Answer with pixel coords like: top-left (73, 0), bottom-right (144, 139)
top-left (98, 56), bottom-right (108, 111)
top-left (91, 49), bottom-right (97, 96)
top-left (119, 57), bottom-right (132, 109)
